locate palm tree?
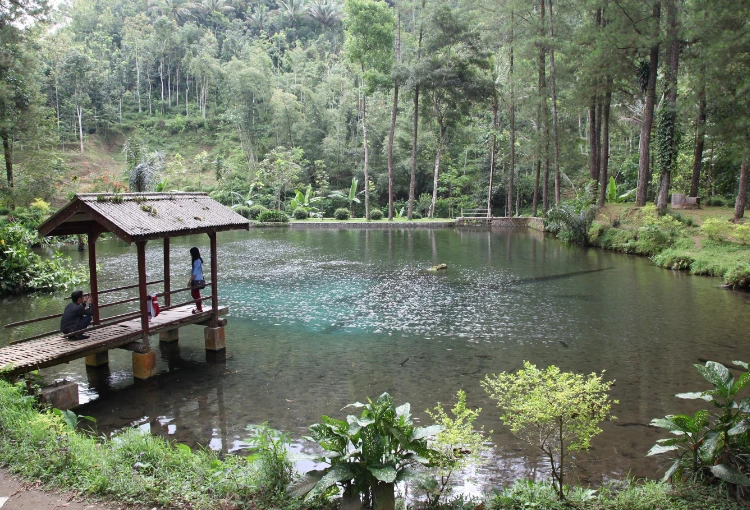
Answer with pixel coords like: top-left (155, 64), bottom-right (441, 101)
top-left (148, 0), bottom-right (199, 22)
top-left (200, 0), bottom-right (234, 17)
top-left (308, 0), bottom-right (341, 29)
top-left (277, 0), bottom-right (306, 30)
top-left (247, 4), bottom-right (269, 32)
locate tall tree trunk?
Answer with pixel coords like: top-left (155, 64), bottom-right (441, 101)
top-left (533, 0), bottom-right (546, 217)
top-left (2, 130), bottom-right (12, 188)
top-left (361, 89), bottom-right (370, 220)
top-left (429, 116), bottom-right (446, 218)
top-left (734, 159), bottom-right (748, 222)
top-left (408, 0), bottom-right (424, 220)
top-left (548, 0), bottom-right (561, 205)
top-left (387, 9), bottom-right (401, 220)
top-left (77, 104), bottom-right (84, 154)
top-left (488, 100), bottom-right (498, 217)
top-left (507, 8), bottom-right (515, 216)
top-left (657, 0), bottom-right (679, 211)
top-left (599, 80), bottom-right (612, 207)
top-left (159, 58), bottom-right (165, 114)
top-left (589, 97), bottom-right (599, 183)
top-left (636, 1), bottom-right (661, 207)
top-left (136, 43), bottom-right (142, 114)
top-left (690, 64), bottom-right (706, 198)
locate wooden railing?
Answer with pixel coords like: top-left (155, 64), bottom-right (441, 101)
top-left (4, 280), bottom-right (210, 345)
top-left (460, 207), bottom-right (490, 218)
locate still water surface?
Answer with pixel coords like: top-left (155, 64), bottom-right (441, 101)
top-left (3, 227), bottom-right (749, 493)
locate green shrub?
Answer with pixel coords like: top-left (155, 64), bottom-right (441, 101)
top-left (631, 205), bottom-right (684, 256)
top-left (0, 224), bottom-right (86, 295)
top-left (291, 393), bottom-right (441, 508)
top-left (652, 249), bottom-right (696, 271)
top-left (648, 360), bottom-right (750, 487)
top-left (293, 207), bottom-right (309, 220)
top-left (29, 198), bottom-right (51, 214)
top-left (257, 210), bottom-right (289, 223)
top-left (724, 262), bottom-right (750, 289)
top-left (483, 361), bottom-right (615, 499)
top-left (0, 207), bottom-right (9, 215)
top-left (369, 208), bottom-right (383, 220)
top-left (412, 212), bottom-right (423, 220)
top-left (702, 218), bottom-right (750, 245)
top-left (333, 208), bottom-right (350, 220)
top-left (233, 205), bottom-right (253, 219)
top-left (707, 196), bottom-right (728, 207)
top-left (248, 204), bottom-right (269, 219)
top-left (668, 212), bottom-right (695, 227)
top-left (545, 182), bottom-right (598, 245)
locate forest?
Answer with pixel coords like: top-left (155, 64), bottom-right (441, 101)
top-left (0, 0), bottom-right (749, 221)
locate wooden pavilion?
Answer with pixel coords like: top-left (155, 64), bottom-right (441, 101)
top-left (1, 192), bottom-right (249, 382)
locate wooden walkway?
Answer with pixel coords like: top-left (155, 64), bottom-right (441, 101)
top-left (0, 305), bottom-right (228, 377)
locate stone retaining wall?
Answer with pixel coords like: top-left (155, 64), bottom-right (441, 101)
top-left (257, 221), bottom-right (455, 229)
top-left (455, 217), bottom-right (545, 231)
top-left (256, 218), bottom-right (545, 230)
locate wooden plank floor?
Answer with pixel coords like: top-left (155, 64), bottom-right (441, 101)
top-left (0, 305), bottom-right (228, 376)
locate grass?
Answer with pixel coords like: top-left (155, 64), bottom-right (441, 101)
top-left (590, 205), bottom-right (750, 289)
top-left (0, 379), bottom-right (291, 509)
top-left (486, 479), bottom-right (746, 510)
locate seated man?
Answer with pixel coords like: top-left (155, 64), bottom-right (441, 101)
top-left (60, 290), bottom-right (94, 340)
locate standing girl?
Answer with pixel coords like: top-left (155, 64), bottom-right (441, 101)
top-left (189, 247), bottom-right (204, 313)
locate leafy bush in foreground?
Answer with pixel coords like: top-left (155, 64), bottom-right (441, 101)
top-left (369, 208), bottom-right (383, 220)
top-left (290, 392), bottom-right (441, 510)
top-left (648, 360), bottom-right (750, 488)
top-left (482, 361), bottom-right (616, 499)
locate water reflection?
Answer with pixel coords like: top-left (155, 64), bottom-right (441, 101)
top-left (2, 228), bottom-right (750, 493)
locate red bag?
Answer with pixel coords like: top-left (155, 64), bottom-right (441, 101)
top-left (149, 295), bottom-right (160, 318)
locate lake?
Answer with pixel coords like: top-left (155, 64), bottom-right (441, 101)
top-left (3, 227), bottom-right (749, 494)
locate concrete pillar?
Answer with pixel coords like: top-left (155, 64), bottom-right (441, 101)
top-left (159, 329), bottom-right (179, 343)
top-left (40, 380), bottom-right (79, 410)
top-left (132, 350), bottom-right (158, 380)
top-left (85, 351), bottom-right (109, 367)
top-left (204, 326), bottom-right (225, 352)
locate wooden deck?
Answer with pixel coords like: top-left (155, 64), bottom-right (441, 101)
top-left (0, 305), bottom-right (228, 376)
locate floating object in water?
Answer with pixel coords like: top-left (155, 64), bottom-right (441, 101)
top-left (399, 357), bottom-right (410, 366)
top-left (424, 263), bottom-right (448, 272)
top-left (559, 341), bottom-right (569, 348)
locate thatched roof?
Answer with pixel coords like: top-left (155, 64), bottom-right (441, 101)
top-left (38, 193), bottom-right (250, 243)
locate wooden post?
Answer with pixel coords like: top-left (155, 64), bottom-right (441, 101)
top-left (88, 232), bottom-right (101, 325)
top-left (163, 237), bottom-right (171, 306)
top-left (136, 240), bottom-right (150, 348)
top-left (209, 232), bottom-right (218, 327)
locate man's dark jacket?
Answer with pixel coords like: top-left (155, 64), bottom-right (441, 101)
top-left (60, 302), bottom-right (93, 334)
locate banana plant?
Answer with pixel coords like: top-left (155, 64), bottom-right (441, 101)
top-left (606, 176), bottom-right (636, 203)
top-left (289, 184), bottom-right (322, 211)
top-left (288, 393), bottom-right (441, 510)
top-left (648, 360), bottom-right (750, 487)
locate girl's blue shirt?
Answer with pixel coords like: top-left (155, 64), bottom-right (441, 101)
top-left (192, 259), bottom-right (203, 280)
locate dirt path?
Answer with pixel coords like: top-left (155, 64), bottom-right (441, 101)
top-left (0, 469), bottom-right (134, 510)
